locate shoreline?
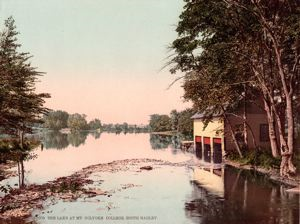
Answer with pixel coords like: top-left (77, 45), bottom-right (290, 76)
top-left (150, 131), bottom-right (177, 136)
top-left (0, 159), bottom-right (178, 222)
top-left (0, 157), bottom-right (299, 222)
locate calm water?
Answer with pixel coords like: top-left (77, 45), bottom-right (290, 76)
top-left (1, 132), bottom-right (300, 224)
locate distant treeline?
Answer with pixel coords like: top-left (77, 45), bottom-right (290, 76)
top-left (42, 110), bottom-right (100, 131)
top-left (149, 108), bottom-right (195, 137)
top-left (42, 110), bottom-right (149, 133)
top-left (101, 123), bottom-right (149, 134)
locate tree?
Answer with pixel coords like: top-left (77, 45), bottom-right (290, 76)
top-left (0, 17), bottom-right (50, 147)
top-left (121, 122), bottom-right (129, 133)
top-left (170, 0), bottom-right (299, 175)
top-left (67, 114), bottom-right (88, 131)
top-left (88, 118), bottom-right (102, 130)
top-left (170, 110), bottom-right (179, 131)
top-left (177, 108), bottom-right (195, 137)
top-left (43, 110), bottom-right (69, 130)
top-left (149, 114), bottom-right (172, 132)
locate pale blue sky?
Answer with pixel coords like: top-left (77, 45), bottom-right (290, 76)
top-left (0, 0), bottom-right (189, 124)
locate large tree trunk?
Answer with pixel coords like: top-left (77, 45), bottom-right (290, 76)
top-left (271, 102), bottom-right (295, 176)
top-left (285, 95), bottom-right (296, 174)
top-left (20, 159), bottom-right (25, 188)
top-left (263, 98), bottom-right (279, 157)
top-left (265, 19), bottom-right (296, 175)
top-left (243, 85), bottom-right (248, 148)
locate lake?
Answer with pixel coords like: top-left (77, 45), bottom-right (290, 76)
top-left (1, 132), bottom-right (299, 224)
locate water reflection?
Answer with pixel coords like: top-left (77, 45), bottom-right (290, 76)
top-left (41, 131), bottom-right (69, 149)
top-left (41, 131), bottom-right (101, 149)
top-left (89, 131), bottom-right (101, 139)
top-left (149, 134), bottom-right (182, 150)
top-left (0, 133), bottom-right (299, 224)
top-left (186, 166), bottom-right (300, 224)
top-left (67, 131), bottom-right (88, 147)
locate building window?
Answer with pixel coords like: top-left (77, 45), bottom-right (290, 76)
top-left (260, 124), bottom-right (269, 142)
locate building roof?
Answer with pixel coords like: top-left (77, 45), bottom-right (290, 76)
top-left (191, 112), bottom-right (222, 119)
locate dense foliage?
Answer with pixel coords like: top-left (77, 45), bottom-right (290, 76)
top-left (149, 108), bottom-right (195, 137)
top-left (0, 17), bottom-right (50, 147)
top-left (43, 110), bottom-right (69, 130)
top-left (170, 0), bottom-right (300, 176)
top-left (149, 114), bottom-right (172, 132)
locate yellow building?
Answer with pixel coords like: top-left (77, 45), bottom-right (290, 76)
top-left (192, 114), bottom-right (224, 164)
top-left (192, 103), bottom-right (270, 163)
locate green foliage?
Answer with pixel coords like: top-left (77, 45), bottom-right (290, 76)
top-left (170, 0), bottom-right (300, 162)
top-left (177, 108), bottom-right (195, 137)
top-left (149, 114), bottom-right (172, 132)
top-left (88, 118), bottom-right (102, 130)
top-left (44, 110), bottom-right (103, 131)
top-left (67, 114), bottom-right (89, 131)
top-left (170, 110), bottom-right (179, 131)
top-left (0, 138), bottom-right (39, 153)
top-left (149, 109), bottom-right (195, 137)
top-left (0, 17), bottom-right (50, 137)
top-left (226, 150), bottom-right (281, 169)
top-left (43, 110), bottom-right (69, 130)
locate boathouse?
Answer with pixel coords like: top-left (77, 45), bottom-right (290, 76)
top-left (192, 102), bottom-right (271, 163)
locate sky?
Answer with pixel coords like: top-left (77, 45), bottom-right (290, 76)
top-left (0, 0), bottom-right (190, 124)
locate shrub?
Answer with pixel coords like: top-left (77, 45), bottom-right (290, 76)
top-left (226, 149), bottom-right (281, 169)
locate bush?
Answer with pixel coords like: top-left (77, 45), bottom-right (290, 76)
top-left (226, 149), bottom-right (281, 169)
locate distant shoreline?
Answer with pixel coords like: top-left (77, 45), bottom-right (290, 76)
top-left (150, 131), bottom-right (177, 136)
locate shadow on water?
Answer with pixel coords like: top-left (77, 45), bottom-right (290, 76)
top-left (186, 165), bottom-right (300, 224)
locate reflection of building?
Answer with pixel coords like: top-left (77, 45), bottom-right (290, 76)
top-left (186, 166), bottom-right (299, 224)
top-left (192, 102), bottom-right (270, 163)
top-left (193, 166), bottom-right (224, 198)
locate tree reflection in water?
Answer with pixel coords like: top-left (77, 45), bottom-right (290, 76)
top-left (186, 166), bottom-right (299, 224)
top-left (67, 131), bottom-right (88, 147)
top-left (149, 134), bottom-right (182, 150)
top-left (41, 131), bottom-right (101, 149)
top-left (41, 131), bottom-right (69, 149)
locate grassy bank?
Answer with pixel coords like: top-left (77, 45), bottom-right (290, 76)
top-left (225, 150), bottom-right (300, 187)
